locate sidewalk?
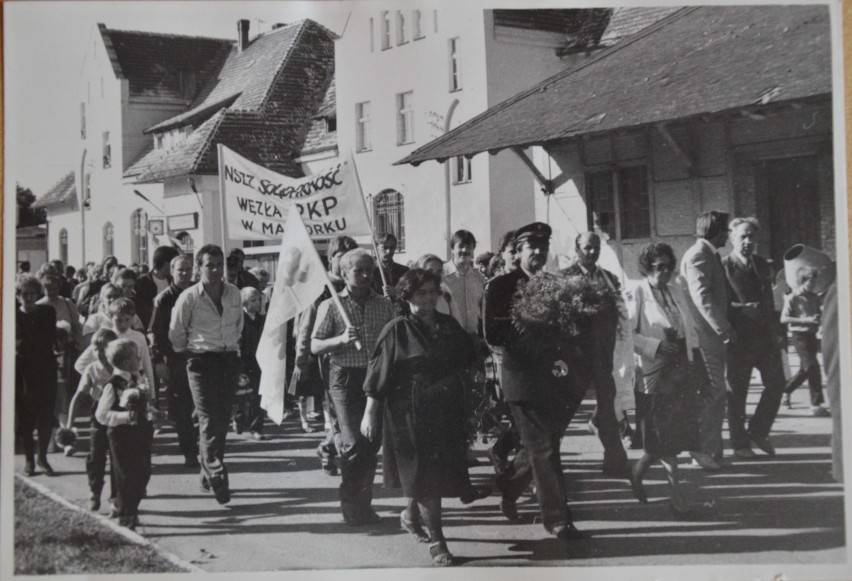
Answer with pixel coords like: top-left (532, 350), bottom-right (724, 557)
top-left (13, 387), bottom-right (846, 572)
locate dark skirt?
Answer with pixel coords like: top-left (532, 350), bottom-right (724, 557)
top-left (382, 373), bottom-right (469, 498)
top-left (641, 343), bottom-right (703, 457)
top-left (287, 356), bottom-right (325, 399)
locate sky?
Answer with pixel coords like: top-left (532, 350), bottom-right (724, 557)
top-left (3, 1), bottom-right (351, 198)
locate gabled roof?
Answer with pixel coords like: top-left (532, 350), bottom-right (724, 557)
top-left (127, 19), bottom-right (336, 183)
top-left (597, 6), bottom-right (682, 46)
top-left (397, 5), bottom-right (831, 166)
top-left (33, 171), bottom-right (76, 209)
top-left (99, 24), bottom-right (232, 100)
top-left (301, 78), bottom-right (337, 157)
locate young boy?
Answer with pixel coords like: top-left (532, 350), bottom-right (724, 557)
top-left (235, 287), bottom-right (266, 440)
top-left (76, 298), bottom-right (156, 405)
top-left (781, 266), bottom-right (829, 416)
top-left (95, 339), bottom-right (155, 530)
top-left (68, 328), bottom-right (119, 511)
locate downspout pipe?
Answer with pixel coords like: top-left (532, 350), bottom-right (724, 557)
top-left (443, 98), bottom-right (459, 259)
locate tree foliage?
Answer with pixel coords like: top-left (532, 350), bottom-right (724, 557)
top-left (17, 183), bottom-right (46, 227)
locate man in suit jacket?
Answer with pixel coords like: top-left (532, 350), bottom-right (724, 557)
top-left (483, 222), bottom-right (584, 541)
top-left (722, 217), bottom-right (786, 458)
top-left (679, 210), bottom-right (734, 470)
top-left (560, 232), bottom-right (629, 477)
top-left (134, 245), bottom-right (179, 330)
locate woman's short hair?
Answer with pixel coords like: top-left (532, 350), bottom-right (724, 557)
top-left (105, 338), bottom-right (138, 370)
top-left (795, 266), bottom-right (820, 287)
top-left (396, 268), bottom-right (442, 303)
top-left (637, 242), bottom-right (677, 277)
top-left (415, 254), bottom-right (443, 269)
top-left (16, 274), bottom-right (42, 295)
top-left (108, 297), bottom-right (137, 318)
top-left (339, 248), bottom-right (373, 274)
top-left (91, 327), bottom-right (119, 350)
top-left (498, 230), bottom-right (517, 253)
top-left (240, 287), bottom-right (260, 303)
top-left (327, 236), bottom-right (358, 261)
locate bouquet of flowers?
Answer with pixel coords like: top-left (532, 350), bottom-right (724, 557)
top-left (119, 387), bottom-right (148, 425)
top-left (509, 272), bottom-right (622, 365)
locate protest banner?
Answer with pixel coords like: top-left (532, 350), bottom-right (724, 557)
top-left (219, 145), bottom-right (372, 241)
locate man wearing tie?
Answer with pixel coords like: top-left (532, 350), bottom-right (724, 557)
top-left (679, 210), bottom-right (734, 471)
top-left (722, 217), bottom-right (785, 459)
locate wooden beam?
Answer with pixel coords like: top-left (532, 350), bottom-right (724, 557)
top-left (510, 147), bottom-right (554, 195)
top-left (655, 123), bottom-right (695, 174)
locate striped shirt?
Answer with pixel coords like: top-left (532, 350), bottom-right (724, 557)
top-left (312, 288), bottom-right (394, 368)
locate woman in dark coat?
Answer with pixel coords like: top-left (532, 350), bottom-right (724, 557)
top-left (360, 269), bottom-right (478, 566)
top-left (16, 275), bottom-right (59, 476)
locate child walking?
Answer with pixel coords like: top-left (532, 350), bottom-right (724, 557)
top-left (781, 266), bottom-right (829, 416)
top-left (95, 339), bottom-right (155, 530)
top-left (67, 328), bottom-right (119, 511)
top-left (234, 287), bottom-right (266, 440)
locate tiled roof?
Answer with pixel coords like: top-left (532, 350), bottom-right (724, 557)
top-left (123, 143), bottom-right (166, 180)
top-left (100, 25), bottom-right (232, 100)
top-left (33, 171), bottom-right (76, 208)
top-left (301, 78), bottom-right (337, 157)
top-left (598, 7), bottom-right (682, 46)
top-left (397, 5), bottom-right (831, 166)
top-left (130, 19), bottom-right (336, 183)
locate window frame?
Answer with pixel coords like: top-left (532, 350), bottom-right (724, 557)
top-left (453, 155), bottom-right (472, 184)
top-left (131, 208), bottom-right (149, 266)
top-left (59, 228), bottom-right (69, 265)
top-left (80, 103), bottom-right (86, 139)
top-left (448, 37), bottom-right (462, 92)
top-left (380, 11), bottom-right (391, 50)
top-left (355, 101), bottom-right (372, 152)
top-left (102, 131), bottom-right (111, 168)
top-left (103, 222), bottom-right (114, 258)
top-left (396, 91), bottom-right (415, 146)
top-left (396, 11), bottom-right (407, 45)
top-left (372, 189), bottom-right (406, 252)
top-left (584, 163), bottom-right (652, 243)
top-left (413, 10), bottom-right (424, 39)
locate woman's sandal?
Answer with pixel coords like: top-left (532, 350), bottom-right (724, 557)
top-left (301, 421), bottom-right (316, 433)
top-left (429, 541), bottom-right (455, 566)
top-left (400, 510), bottom-right (430, 543)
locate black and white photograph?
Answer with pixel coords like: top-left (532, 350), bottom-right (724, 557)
top-left (2, 0), bottom-right (851, 579)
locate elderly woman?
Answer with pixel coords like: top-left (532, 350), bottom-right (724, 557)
top-left (16, 275), bottom-right (59, 476)
top-left (360, 269), bottom-right (479, 566)
top-left (628, 243), bottom-right (707, 516)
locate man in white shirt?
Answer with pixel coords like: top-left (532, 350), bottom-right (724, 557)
top-left (442, 230), bottom-right (486, 337)
top-left (169, 244), bottom-right (244, 505)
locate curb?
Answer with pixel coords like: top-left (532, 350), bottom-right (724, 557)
top-left (14, 473), bottom-right (206, 574)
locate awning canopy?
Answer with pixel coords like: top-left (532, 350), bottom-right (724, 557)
top-left (395, 5), bottom-right (831, 167)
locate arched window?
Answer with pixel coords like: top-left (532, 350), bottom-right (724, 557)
top-left (59, 229), bottom-right (69, 265)
top-left (131, 209), bottom-right (149, 266)
top-left (176, 231), bottom-right (194, 256)
top-left (373, 189), bottom-right (405, 252)
top-left (103, 222), bottom-right (114, 258)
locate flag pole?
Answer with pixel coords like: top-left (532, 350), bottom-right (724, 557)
top-left (350, 152), bottom-right (389, 290)
top-left (217, 144), bottom-right (228, 249)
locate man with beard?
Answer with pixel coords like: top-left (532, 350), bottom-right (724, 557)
top-left (483, 222), bottom-right (584, 540)
top-left (443, 230), bottom-right (486, 337)
top-left (149, 254), bottom-right (198, 467)
top-left (722, 217), bottom-right (785, 459)
top-left (561, 232), bottom-right (629, 478)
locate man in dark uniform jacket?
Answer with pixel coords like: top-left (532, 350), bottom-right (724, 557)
top-left (148, 254), bottom-right (198, 467)
top-left (722, 217), bottom-right (785, 458)
top-left (561, 232), bottom-right (629, 477)
top-left (483, 222), bottom-right (585, 540)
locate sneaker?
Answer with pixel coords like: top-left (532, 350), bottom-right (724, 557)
top-left (63, 445), bottom-right (76, 457)
top-left (812, 406), bottom-right (831, 417)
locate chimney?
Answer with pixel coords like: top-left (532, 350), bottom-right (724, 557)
top-left (237, 19), bottom-right (250, 52)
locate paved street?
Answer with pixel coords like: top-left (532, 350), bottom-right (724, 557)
top-left (14, 379), bottom-right (846, 573)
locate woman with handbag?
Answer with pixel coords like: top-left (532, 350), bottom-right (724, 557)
top-left (628, 243), bottom-right (708, 516)
top-left (360, 268), bottom-right (482, 566)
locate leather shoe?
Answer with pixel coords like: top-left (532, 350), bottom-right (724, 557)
top-left (36, 459), bottom-right (56, 477)
top-left (750, 434), bottom-right (776, 456)
top-left (690, 452), bottom-right (721, 471)
top-left (734, 448), bottom-right (756, 460)
top-left (552, 523), bottom-right (587, 540)
top-left (23, 461), bottom-right (35, 477)
top-left (499, 497), bottom-right (519, 522)
top-left (486, 446), bottom-right (508, 476)
top-left (629, 465), bottom-right (648, 504)
top-left (460, 485), bottom-right (491, 505)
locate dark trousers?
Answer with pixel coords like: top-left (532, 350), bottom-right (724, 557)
top-left (565, 368), bottom-right (628, 472)
top-left (785, 332), bottom-right (824, 406)
top-left (503, 396), bottom-right (573, 532)
top-left (234, 365), bottom-right (265, 434)
top-left (87, 416), bottom-right (115, 501)
top-left (108, 422), bottom-right (153, 525)
top-left (16, 362), bottom-right (58, 463)
top-left (726, 336), bottom-right (786, 449)
top-left (166, 353), bottom-right (198, 462)
top-left (186, 351), bottom-right (240, 486)
top-left (327, 364), bottom-right (379, 516)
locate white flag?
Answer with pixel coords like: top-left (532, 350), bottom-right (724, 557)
top-left (220, 145), bottom-right (372, 241)
top-left (256, 209), bottom-right (330, 424)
